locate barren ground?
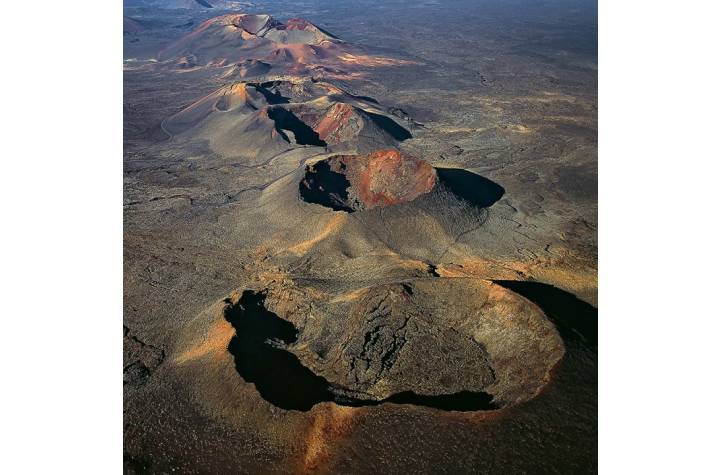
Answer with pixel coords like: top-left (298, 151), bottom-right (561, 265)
top-left (124, 0), bottom-right (597, 473)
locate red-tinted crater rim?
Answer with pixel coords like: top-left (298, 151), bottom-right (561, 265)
top-left (299, 150), bottom-right (437, 212)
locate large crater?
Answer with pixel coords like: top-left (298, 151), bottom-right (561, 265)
top-left (299, 150), bottom-right (437, 212)
top-left (223, 278), bottom-right (565, 411)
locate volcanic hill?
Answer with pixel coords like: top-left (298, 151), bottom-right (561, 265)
top-left (162, 76), bottom-right (414, 158)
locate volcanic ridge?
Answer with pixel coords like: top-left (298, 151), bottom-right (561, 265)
top-left (150, 10), bottom-right (572, 419)
top-left (155, 14), bottom-right (564, 410)
top-left (162, 76), bottom-right (414, 158)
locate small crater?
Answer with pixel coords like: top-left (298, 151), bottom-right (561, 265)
top-left (299, 150), bottom-right (437, 212)
top-left (300, 154), bottom-right (506, 213)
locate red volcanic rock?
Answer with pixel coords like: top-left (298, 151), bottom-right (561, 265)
top-left (301, 150), bottom-right (437, 211)
top-left (291, 100), bottom-right (410, 148)
top-left (285, 18), bottom-right (321, 31)
top-left (350, 150), bottom-right (437, 208)
top-left (313, 103), bottom-right (358, 143)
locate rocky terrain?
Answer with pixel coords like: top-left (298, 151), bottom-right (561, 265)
top-left (124, 0), bottom-right (597, 473)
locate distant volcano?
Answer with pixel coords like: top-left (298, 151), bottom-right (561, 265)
top-left (158, 14), bottom-right (344, 68)
top-left (134, 1), bottom-right (251, 8)
top-left (156, 12), bottom-right (414, 75)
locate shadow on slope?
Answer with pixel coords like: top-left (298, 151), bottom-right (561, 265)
top-left (267, 108), bottom-right (327, 146)
top-left (365, 111), bottom-right (412, 140)
top-left (493, 281), bottom-right (597, 347)
top-left (436, 168), bottom-right (505, 208)
top-left (255, 83), bottom-right (291, 104)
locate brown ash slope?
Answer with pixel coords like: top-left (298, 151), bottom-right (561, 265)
top-left (220, 59), bottom-right (272, 78)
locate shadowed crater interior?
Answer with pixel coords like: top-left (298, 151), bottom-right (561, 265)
top-left (254, 82), bottom-right (291, 104)
top-left (298, 159), bottom-right (353, 212)
top-left (267, 108), bottom-right (327, 146)
top-left (224, 290), bottom-right (498, 412)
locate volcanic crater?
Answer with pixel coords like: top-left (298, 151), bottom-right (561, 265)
top-left (222, 278), bottom-right (565, 412)
top-left (299, 150), bottom-right (505, 212)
